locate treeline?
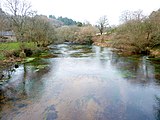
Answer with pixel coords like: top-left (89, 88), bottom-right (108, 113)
top-left (0, 0), bottom-right (99, 46)
top-left (49, 15), bottom-right (78, 26)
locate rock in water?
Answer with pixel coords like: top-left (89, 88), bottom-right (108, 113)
top-left (15, 64), bottom-right (19, 68)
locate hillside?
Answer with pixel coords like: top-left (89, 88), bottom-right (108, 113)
top-left (49, 15), bottom-right (81, 26)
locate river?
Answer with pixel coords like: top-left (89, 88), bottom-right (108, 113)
top-left (0, 44), bottom-right (160, 120)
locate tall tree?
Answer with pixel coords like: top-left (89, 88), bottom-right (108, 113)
top-left (97, 16), bottom-right (109, 35)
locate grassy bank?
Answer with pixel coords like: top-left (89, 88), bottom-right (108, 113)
top-left (0, 42), bottom-right (36, 51)
top-left (0, 42), bottom-right (37, 60)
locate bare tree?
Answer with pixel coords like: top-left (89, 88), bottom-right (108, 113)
top-left (3, 0), bottom-right (32, 41)
top-left (120, 10), bottom-right (145, 24)
top-left (0, 8), bottom-right (10, 31)
top-left (97, 16), bottom-right (109, 35)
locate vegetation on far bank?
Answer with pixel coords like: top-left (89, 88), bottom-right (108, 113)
top-left (0, 0), bottom-right (160, 63)
top-left (93, 10), bottom-right (160, 59)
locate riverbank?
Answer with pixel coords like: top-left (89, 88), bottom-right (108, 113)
top-left (0, 42), bottom-right (36, 60)
top-left (0, 42), bottom-right (56, 82)
top-left (0, 42), bottom-right (55, 62)
top-left (93, 35), bottom-right (160, 60)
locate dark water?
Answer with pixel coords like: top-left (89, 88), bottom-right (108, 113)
top-left (0, 44), bottom-right (160, 120)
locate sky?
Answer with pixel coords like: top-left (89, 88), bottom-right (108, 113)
top-left (2, 0), bottom-right (160, 25)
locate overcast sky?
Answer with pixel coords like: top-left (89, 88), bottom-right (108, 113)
top-left (2, 0), bottom-right (160, 25)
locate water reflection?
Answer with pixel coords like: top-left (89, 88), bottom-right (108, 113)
top-left (153, 63), bottom-right (160, 85)
top-left (0, 59), bottom-right (50, 108)
top-left (154, 96), bottom-right (160, 120)
top-left (109, 55), bottom-right (155, 85)
top-left (0, 44), bottom-right (160, 120)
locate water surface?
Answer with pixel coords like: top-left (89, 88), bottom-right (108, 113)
top-left (0, 44), bottom-right (160, 120)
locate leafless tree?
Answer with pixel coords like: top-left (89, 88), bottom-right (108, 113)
top-left (3, 0), bottom-right (32, 41)
top-left (0, 8), bottom-right (10, 31)
top-left (120, 10), bottom-right (145, 24)
top-left (97, 16), bottom-right (109, 35)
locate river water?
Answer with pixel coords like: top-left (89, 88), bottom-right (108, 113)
top-left (0, 44), bottom-right (160, 120)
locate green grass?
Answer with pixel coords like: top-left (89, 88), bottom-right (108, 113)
top-left (0, 53), bottom-right (5, 60)
top-left (0, 42), bottom-right (37, 60)
top-left (0, 42), bottom-right (36, 51)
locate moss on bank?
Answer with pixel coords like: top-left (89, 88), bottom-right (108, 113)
top-left (0, 42), bottom-right (57, 66)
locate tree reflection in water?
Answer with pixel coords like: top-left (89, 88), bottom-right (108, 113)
top-left (110, 55), bottom-right (156, 85)
top-left (154, 96), bottom-right (160, 120)
top-left (22, 63), bottom-right (27, 96)
top-left (0, 59), bottom-right (50, 105)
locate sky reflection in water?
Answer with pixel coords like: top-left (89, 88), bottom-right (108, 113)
top-left (0, 44), bottom-right (160, 120)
